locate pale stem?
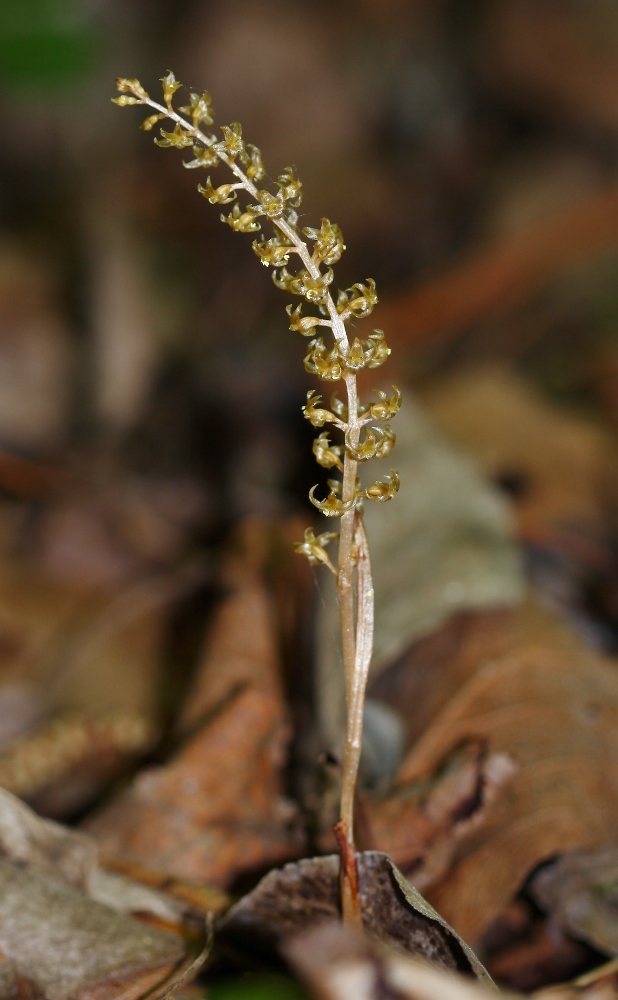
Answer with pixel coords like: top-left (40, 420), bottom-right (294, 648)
top-left (337, 510), bottom-right (374, 926)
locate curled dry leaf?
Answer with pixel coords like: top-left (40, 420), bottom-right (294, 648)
top-left (87, 522), bottom-right (303, 888)
top-left (220, 850), bottom-right (494, 986)
top-left (362, 602), bottom-right (618, 945)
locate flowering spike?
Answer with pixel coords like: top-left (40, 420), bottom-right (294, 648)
top-left (243, 143), bottom-right (265, 182)
top-left (277, 166), bottom-right (302, 207)
top-left (365, 329), bottom-right (390, 368)
top-left (183, 145), bottom-right (220, 169)
top-left (216, 122), bottom-right (245, 160)
top-left (286, 303), bottom-right (329, 335)
top-left (113, 72), bottom-right (401, 927)
top-left (114, 77), bottom-right (149, 101)
top-left (254, 239), bottom-right (296, 268)
top-left (140, 113), bottom-right (166, 131)
top-left (337, 278), bottom-right (378, 322)
top-left (197, 178), bottom-right (238, 205)
top-left (304, 338), bottom-right (344, 382)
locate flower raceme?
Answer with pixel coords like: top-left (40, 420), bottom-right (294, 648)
top-left (113, 72), bottom-right (400, 516)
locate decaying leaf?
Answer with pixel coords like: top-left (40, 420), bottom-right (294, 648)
top-left (0, 788), bottom-right (187, 1000)
top-left (0, 860), bottom-right (184, 1000)
top-left (86, 686), bottom-right (301, 888)
top-left (368, 602), bottom-right (568, 750)
top-left (87, 523), bottom-right (303, 888)
top-left (363, 601), bottom-right (618, 945)
top-left (220, 850), bottom-right (494, 986)
top-left (178, 520), bottom-right (285, 732)
top-left (421, 367), bottom-right (613, 557)
top-left (0, 786), bottom-right (186, 923)
top-left (531, 847), bottom-right (618, 958)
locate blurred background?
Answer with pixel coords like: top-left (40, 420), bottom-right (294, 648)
top-left (5, 0), bottom-right (618, 535)
top-left (1, 0), bottom-right (618, 813)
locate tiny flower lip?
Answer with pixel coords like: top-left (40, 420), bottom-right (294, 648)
top-left (308, 486), bottom-right (357, 517)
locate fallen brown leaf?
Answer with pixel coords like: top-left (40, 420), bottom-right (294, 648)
top-left (0, 787), bottom-right (188, 924)
top-left (220, 851), bottom-right (493, 985)
top-left (86, 523), bottom-right (303, 888)
top-left (420, 367), bottom-right (612, 554)
top-left (0, 789), bottom-right (187, 1000)
top-left (362, 601), bottom-right (618, 945)
top-left (369, 604), bottom-right (571, 751)
top-left (178, 520), bottom-right (285, 732)
top-left (86, 685), bottom-right (301, 888)
top-left (0, 860), bottom-right (183, 1000)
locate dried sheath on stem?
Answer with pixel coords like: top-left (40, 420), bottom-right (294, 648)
top-left (113, 72), bottom-right (400, 925)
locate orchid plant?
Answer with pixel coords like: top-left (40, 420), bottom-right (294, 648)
top-left (113, 72), bottom-right (400, 925)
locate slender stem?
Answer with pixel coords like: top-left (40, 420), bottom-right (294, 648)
top-left (337, 509), bottom-right (374, 926)
top-left (338, 373), bottom-right (360, 707)
top-left (340, 514), bottom-right (373, 830)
